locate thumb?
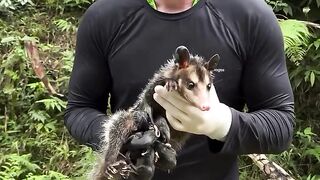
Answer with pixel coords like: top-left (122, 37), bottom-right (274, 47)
top-left (209, 85), bottom-right (220, 103)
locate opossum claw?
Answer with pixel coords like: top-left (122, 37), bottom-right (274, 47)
top-left (165, 143), bottom-right (172, 148)
top-left (151, 124), bottom-right (160, 138)
top-left (141, 149), bottom-right (150, 156)
top-left (105, 159), bottom-right (129, 179)
top-left (108, 166), bottom-right (118, 174)
top-left (120, 166), bottom-right (132, 179)
top-left (165, 79), bottom-right (178, 91)
top-left (154, 151), bottom-right (159, 163)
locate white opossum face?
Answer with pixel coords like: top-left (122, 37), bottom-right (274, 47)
top-left (173, 46), bottom-right (219, 111)
top-left (177, 66), bottom-right (212, 111)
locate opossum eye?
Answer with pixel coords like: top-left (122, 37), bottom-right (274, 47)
top-left (207, 83), bottom-right (211, 91)
top-left (187, 81), bottom-right (195, 90)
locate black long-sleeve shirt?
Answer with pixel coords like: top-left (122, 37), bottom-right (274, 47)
top-left (64, 0), bottom-right (295, 179)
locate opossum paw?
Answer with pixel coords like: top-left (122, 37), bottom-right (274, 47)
top-left (165, 79), bottom-right (178, 91)
top-left (119, 165), bottom-right (133, 179)
top-left (105, 160), bottom-right (130, 179)
top-left (154, 141), bottom-right (177, 171)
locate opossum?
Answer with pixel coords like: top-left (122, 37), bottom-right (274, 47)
top-left (89, 46), bottom-right (220, 180)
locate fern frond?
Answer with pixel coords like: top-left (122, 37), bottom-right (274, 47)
top-left (279, 19), bottom-right (310, 49)
top-left (286, 46), bottom-right (306, 64)
top-left (279, 19), bottom-right (311, 62)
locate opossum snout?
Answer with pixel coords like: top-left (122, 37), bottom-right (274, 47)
top-left (200, 104), bottom-right (210, 111)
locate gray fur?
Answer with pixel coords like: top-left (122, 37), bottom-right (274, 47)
top-left (89, 52), bottom-right (218, 180)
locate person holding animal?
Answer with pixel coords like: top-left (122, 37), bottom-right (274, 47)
top-left (64, 0), bottom-right (295, 179)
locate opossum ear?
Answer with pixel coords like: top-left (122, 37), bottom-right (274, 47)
top-left (174, 46), bottom-right (190, 69)
top-left (205, 54), bottom-right (220, 71)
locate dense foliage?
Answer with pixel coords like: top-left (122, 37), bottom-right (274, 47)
top-left (0, 0), bottom-right (319, 179)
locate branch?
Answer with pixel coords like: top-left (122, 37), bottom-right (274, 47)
top-left (300, 20), bottom-right (320, 29)
top-left (248, 154), bottom-right (295, 180)
top-left (24, 40), bottom-right (64, 98)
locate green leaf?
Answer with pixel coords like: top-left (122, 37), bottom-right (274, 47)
top-left (279, 19), bottom-right (310, 50)
top-left (36, 96), bottom-right (66, 111)
top-left (304, 127), bottom-right (316, 136)
top-left (305, 146), bottom-right (320, 161)
top-left (282, 6), bottom-right (293, 16)
top-left (316, 0), bottom-right (320, 7)
top-left (21, 36), bottom-right (39, 43)
top-left (305, 71), bottom-right (311, 82)
top-left (36, 123), bottom-right (44, 131)
top-left (3, 83), bottom-right (15, 94)
top-left (314, 39), bottom-right (320, 50)
top-left (44, 121), bottom-right (56, 132)
top-left (1, 36), bottom-right (16, 43)
top-left (26, 82), bottom-right (43, 91)
top-left (310, 71), bottom-right (315, 87)
top-left (28, 110), bottom-right (49, 123)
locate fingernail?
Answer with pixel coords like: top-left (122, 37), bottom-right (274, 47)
top-left (154, 85), bottom-right (161, 93)
top-left (153, 93), bottom-right (158, 100)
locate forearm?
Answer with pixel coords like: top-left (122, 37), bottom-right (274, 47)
top-left (64, 3), bottom-right (112, 151)
top-left (213, 104), bottom-right (295, 155)
top-left (64, 106), bottom-right (106, 150)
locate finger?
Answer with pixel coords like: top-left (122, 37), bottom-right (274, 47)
top-left (166, 112), bottom-right (186, 132)
top-left (154, 85), bottom-right (189, 104)
top-left (153, 93), bottom-right (191, 122)
top-left (154, 86), bottom-right (196, 114)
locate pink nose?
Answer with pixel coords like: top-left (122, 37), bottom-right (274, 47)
top-left (201, 105), bottom-right (210, 111)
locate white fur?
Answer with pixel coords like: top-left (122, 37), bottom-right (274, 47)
top-left (101, 112), bottom-right (122, 153)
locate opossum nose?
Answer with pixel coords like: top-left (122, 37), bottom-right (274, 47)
top-left (201, 105), bottom-right (210, 111)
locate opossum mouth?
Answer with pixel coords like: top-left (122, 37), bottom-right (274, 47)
top-left (184, 95), bottom-right (198, 108)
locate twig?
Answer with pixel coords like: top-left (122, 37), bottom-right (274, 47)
top-left (4, 106), bottom-right (7, 132)
top-left (276, 14), bottom-right (288, 20)
top-left (248, 154), bottom-right (295, 180)
top-left (24, 40), bottom-right (64, 98)
top-left (277, 17), bottom-right (320, 29)
top-left (300, 20), bottom-right (320, 29)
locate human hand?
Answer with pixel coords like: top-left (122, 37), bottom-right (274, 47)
top-left (153, 85), bottom-right (232, 141)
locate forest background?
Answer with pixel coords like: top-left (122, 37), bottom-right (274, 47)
top-left (0, 0), bottom-right (319, 179)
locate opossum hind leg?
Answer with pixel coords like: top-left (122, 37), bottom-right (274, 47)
top-left (101, 111), bottom-right (141, 170)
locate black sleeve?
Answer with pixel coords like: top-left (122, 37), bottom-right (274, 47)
top-left (64, 4), bottom-right (112, 150)
top-left (210, 1), bottom-right (295, 154)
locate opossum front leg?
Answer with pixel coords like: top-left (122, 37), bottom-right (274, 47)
top-left (153, 115), bottom-right (177, 171)
top-left (153, 115), bottom-right (170, 144)
top-left (165, 78), bottom-right (178, 91)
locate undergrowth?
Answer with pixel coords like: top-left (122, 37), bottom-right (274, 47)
top-left (0, 0), bottom-right (319, 179)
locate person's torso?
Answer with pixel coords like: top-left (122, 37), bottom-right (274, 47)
top-left (95, 0), bottom-right (260, 179)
